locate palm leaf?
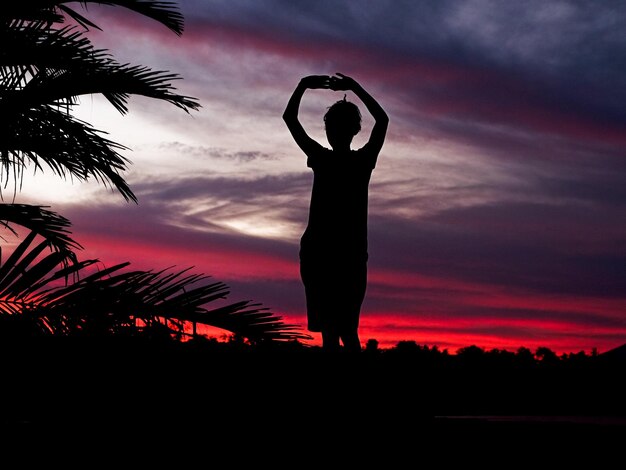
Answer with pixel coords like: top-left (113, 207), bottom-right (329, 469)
top-left (61, 1), bottom-right (185, 35)
top-left (0, 23), bottom-right (112, 91)
top-left (2, 1), bottom-right (184, 35)
top-left (1, 3), bottom-right (199, 198)
top-left (177, 300), bottom-right (312, 344)
top-left (0, 231), bottom-right (39, 292)
top-left (5, 249), bottom-right (69, 297)
top-left (0, 234), bottom-right (310, 342)
top-left (0, 238), bottom-right (53, 294)
top-left (4, 61), bottom-right (201, 115)
top-left (0, 4), bottom-right (63, 25)
top-left (25, 258), bottom-right (98, 295)
top-left (1, 25), bottom-right (200, 115)
top-left (0, 3), bottom-right (308, 345)
top-left (0, 231), bottom-right (83, 315)
top-left (39, 264), bottom-right (310, 341)
top-left (0, 203), bottom-right (81, 254)
top-left (1, 106), bottom-right (136, 202)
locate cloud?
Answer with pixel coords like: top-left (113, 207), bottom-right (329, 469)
top-left (35, 1), bottom-right (626, 354)
top-left (124, 171), bottom-right (311, 240)
top-left (84, 1), bottom-right (626, 165)
top-left (368, 193), bottom-right (626, 296)
top-left (157, 142), bottom-right (278, 162)
top-left (91, 0), bottom-right (626, 116)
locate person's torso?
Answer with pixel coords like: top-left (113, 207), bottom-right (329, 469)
top-left (303, 147), bottom-right (375, 253)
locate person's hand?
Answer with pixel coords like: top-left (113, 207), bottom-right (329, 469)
top-left (300, 75), bottom-right (331, 89)
top-left (329, 72), bottom-right (358, 91)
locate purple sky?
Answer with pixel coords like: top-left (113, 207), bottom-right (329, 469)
top-left (14, 0), bottom-right (626, 353)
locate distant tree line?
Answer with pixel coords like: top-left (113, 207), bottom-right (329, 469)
top-left (363, 339), bottom-right (603, 365)
top-left (162, 335), bottom-right (622, 367)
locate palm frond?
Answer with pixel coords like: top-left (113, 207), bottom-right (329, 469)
top-left (67, 1), bottom-right (185, 35)
top-left (3, 61), bottom-right (200, 115)
top-left (1, 106), bottom-right (136, 202)
top-left (1, 1), bottom-right (184, 35)
top-left (100, 63), bottom-right (200, 114)
top-left (1, 23), bottom-right (199, 114)
top-left (0, 3), bottom-right (198, 197)
top-left (0, 203), bottom-right (81, 253)
top-left (178, 300), bottom-right (313, 344)
top-left (37, 263), bottom-right (310, 341)
top-left (0, 4), bottom-right (63, 25)
top-left (0, 234), bottom-right (310, 342)
top-left (0, 23), bottom-right (112, 91)
top-left (0, 230), bottom-right (86, 316)
top-left (0, 3), bottom-right (300, 346)
top-left (57, 4), bottom-right (102, 31)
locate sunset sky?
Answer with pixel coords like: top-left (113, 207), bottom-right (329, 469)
top-left (15, 0), bottom-right (626, 353)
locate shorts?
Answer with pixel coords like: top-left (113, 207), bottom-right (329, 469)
top-left (299, 247), bottom-right (367, 334)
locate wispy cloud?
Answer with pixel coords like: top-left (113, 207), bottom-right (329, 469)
top-left (157, 142), bottom-right (278, 162)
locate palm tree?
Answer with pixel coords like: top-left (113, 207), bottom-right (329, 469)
top-left (1, 0), bottom-right (200, 202)
top-left (1, 203), bottom-right (80, 257)
top-left (0, 1), bottom-right (310, 344)
top-left (0, 231), bottom-right (309, 343)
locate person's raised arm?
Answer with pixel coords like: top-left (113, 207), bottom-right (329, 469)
top-left (283, 75), bottom-right (330, 156)
top-left (330, 73), bottom-right (389, 155)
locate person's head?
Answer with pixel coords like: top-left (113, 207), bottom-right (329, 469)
top-left (324, 96), bottom-right (361, 150)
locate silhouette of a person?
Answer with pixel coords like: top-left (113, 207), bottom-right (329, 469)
top-left (283, 73), bottom-right (389, 352)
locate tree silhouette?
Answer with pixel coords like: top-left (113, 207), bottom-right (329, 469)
top-left (364, 338), bottom-right (379, 353)
top-left (535, 346), bottom-right (559, 365)
top-left (1, 1), bottom-right (199, 201)
top-left (0, 232), bottom-right (309, 342)
top-left (0, 1), bottom-right (310, 344)
top-left (0, 204), bottom-right (80, 257)
top-left (456, 344), bottom-right (485, 359)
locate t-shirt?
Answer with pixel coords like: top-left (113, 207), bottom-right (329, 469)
top-left (301, 144), bottom-right (378, 257)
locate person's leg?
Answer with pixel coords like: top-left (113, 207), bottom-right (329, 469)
top-left (340, 330), bottom-right (361, 353)
top-left (300, 252), bottom-right (323, 334)
top-left (322, 330), bottom-right (341, 352)
top-left (339, 258), bottom-right (367, 354)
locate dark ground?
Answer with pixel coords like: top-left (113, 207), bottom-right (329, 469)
top-left (2, 337), bottom-right (624, 463)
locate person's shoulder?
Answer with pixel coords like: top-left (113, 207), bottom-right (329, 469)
top-left (307, 145), bottom-right (333, 168)
top-left (307, 144), bottom-right (332, 156)
top-left (352, 146), bottom-right (378, 169)
top-left (354, 141), bottom-right (379, 156)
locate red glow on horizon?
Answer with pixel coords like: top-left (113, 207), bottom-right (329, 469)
top-left (4, 226), bottom-right (623, 356)
top-left (192, 311), bottom-right (622, 356)
top-left (74, 232), bottom-right (299, 282)
top-left (33, 229), bottom-right (626, 356)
